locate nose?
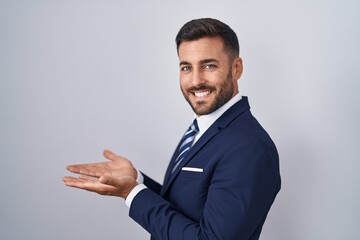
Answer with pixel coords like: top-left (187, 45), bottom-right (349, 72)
top-left (191, 68), bottom-right (205, 86)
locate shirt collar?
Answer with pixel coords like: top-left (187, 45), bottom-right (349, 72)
top-left (193, 93), bottom-right (242, 143)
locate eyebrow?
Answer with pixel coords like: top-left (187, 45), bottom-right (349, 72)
top-left (179, 58), bottom-right (219, 66)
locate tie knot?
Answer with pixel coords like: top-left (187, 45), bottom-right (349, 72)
top-left (191, 119), bottom-right (199, 132)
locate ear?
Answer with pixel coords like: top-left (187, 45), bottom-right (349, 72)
top-left (231, 57), bottom-right (243, 80)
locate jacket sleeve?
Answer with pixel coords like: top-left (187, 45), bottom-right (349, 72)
top-left (142, 172), bottom-right (162, 194)
top-left (130, 141), bottom-right (281, 240)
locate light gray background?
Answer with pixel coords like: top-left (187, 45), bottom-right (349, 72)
top-left (1, 0), bottom-right (359, 239)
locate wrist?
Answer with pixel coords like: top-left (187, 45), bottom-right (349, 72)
top-left (123, 181), bottom-right (139, 199)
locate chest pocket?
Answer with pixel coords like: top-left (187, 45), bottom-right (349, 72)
top-left (177, 167), bottom-right (206, 179)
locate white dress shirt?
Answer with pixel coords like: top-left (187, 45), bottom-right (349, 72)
top-left (125, 94), bottom-right (242, 207)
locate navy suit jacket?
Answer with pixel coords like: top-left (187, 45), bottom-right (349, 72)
top-left (130, 97), bottom-right (281, 240)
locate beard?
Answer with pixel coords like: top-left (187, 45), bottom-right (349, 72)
top-left (181, 70), bottom-right (235, 116)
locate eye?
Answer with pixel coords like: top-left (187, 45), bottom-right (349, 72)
top-left (181, 66), bottom-right (192, 71)
top-left (204, 64), bottom-right (216, 69)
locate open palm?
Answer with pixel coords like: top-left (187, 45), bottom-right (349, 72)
top-left (63, 149), bottom-right (138, 198)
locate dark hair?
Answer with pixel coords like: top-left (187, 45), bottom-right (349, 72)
top-left (176, 18), bottom-right (240, 57)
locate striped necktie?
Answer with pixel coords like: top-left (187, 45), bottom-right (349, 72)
top-left (172, 119), bottom-right (199, 173)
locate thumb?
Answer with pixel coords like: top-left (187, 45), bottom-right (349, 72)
top-left (103, 149), bottom-right (129, 163)
top-left (99, 175), bottom-right (138, 198)
top-left (99, 175), bottom-right (115, 185)
top-left (99, 175), bottom-right (134, 188)
top-left (103, 149), bottom-right (117, 161)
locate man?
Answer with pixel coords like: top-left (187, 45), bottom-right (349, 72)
top-left (63, 18), bottom-right (281, 240)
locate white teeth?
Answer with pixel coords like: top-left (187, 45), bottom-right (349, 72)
top-left (194, 91), bottom-right (210, 97)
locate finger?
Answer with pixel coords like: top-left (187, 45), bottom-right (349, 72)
top-left (63, 176), bottom-right (87, 187)
top-left (62, 176), bottom-right (72, 183)
top-left (79, 175), bottom-right (98, 182)
top-left (66, 163), bottom-right (107, 177)
top-left (64, 176), bottom-right (120, 196)
top-left (63, 176), bottom-right (84, 182)
top-left (63, 175), bottom-right (97, 188)
top-left (66, 165), bottom-right (81, 173)
top-left (66, 164), bottom-right (94, 174)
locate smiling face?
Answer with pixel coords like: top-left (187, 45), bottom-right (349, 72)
top-left (178, 37), bottom-right (243, 116)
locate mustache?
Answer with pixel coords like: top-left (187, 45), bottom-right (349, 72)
top-left (187, 84), bottom-right (216, 92)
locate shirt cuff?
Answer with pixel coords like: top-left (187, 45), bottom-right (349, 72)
top-left (125, 184), bottom-right (147, 208)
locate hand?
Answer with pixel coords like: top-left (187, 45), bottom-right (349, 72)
top-left (63, 149), bottom-right (138, 199)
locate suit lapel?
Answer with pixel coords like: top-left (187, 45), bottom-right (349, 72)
top-left (160, 97), bottom-right (250, 196)
top-left (160, 125), bottom-right (220, 195)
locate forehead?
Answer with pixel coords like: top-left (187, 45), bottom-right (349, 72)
top-left (178, 37), bottom-right (227, 62)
